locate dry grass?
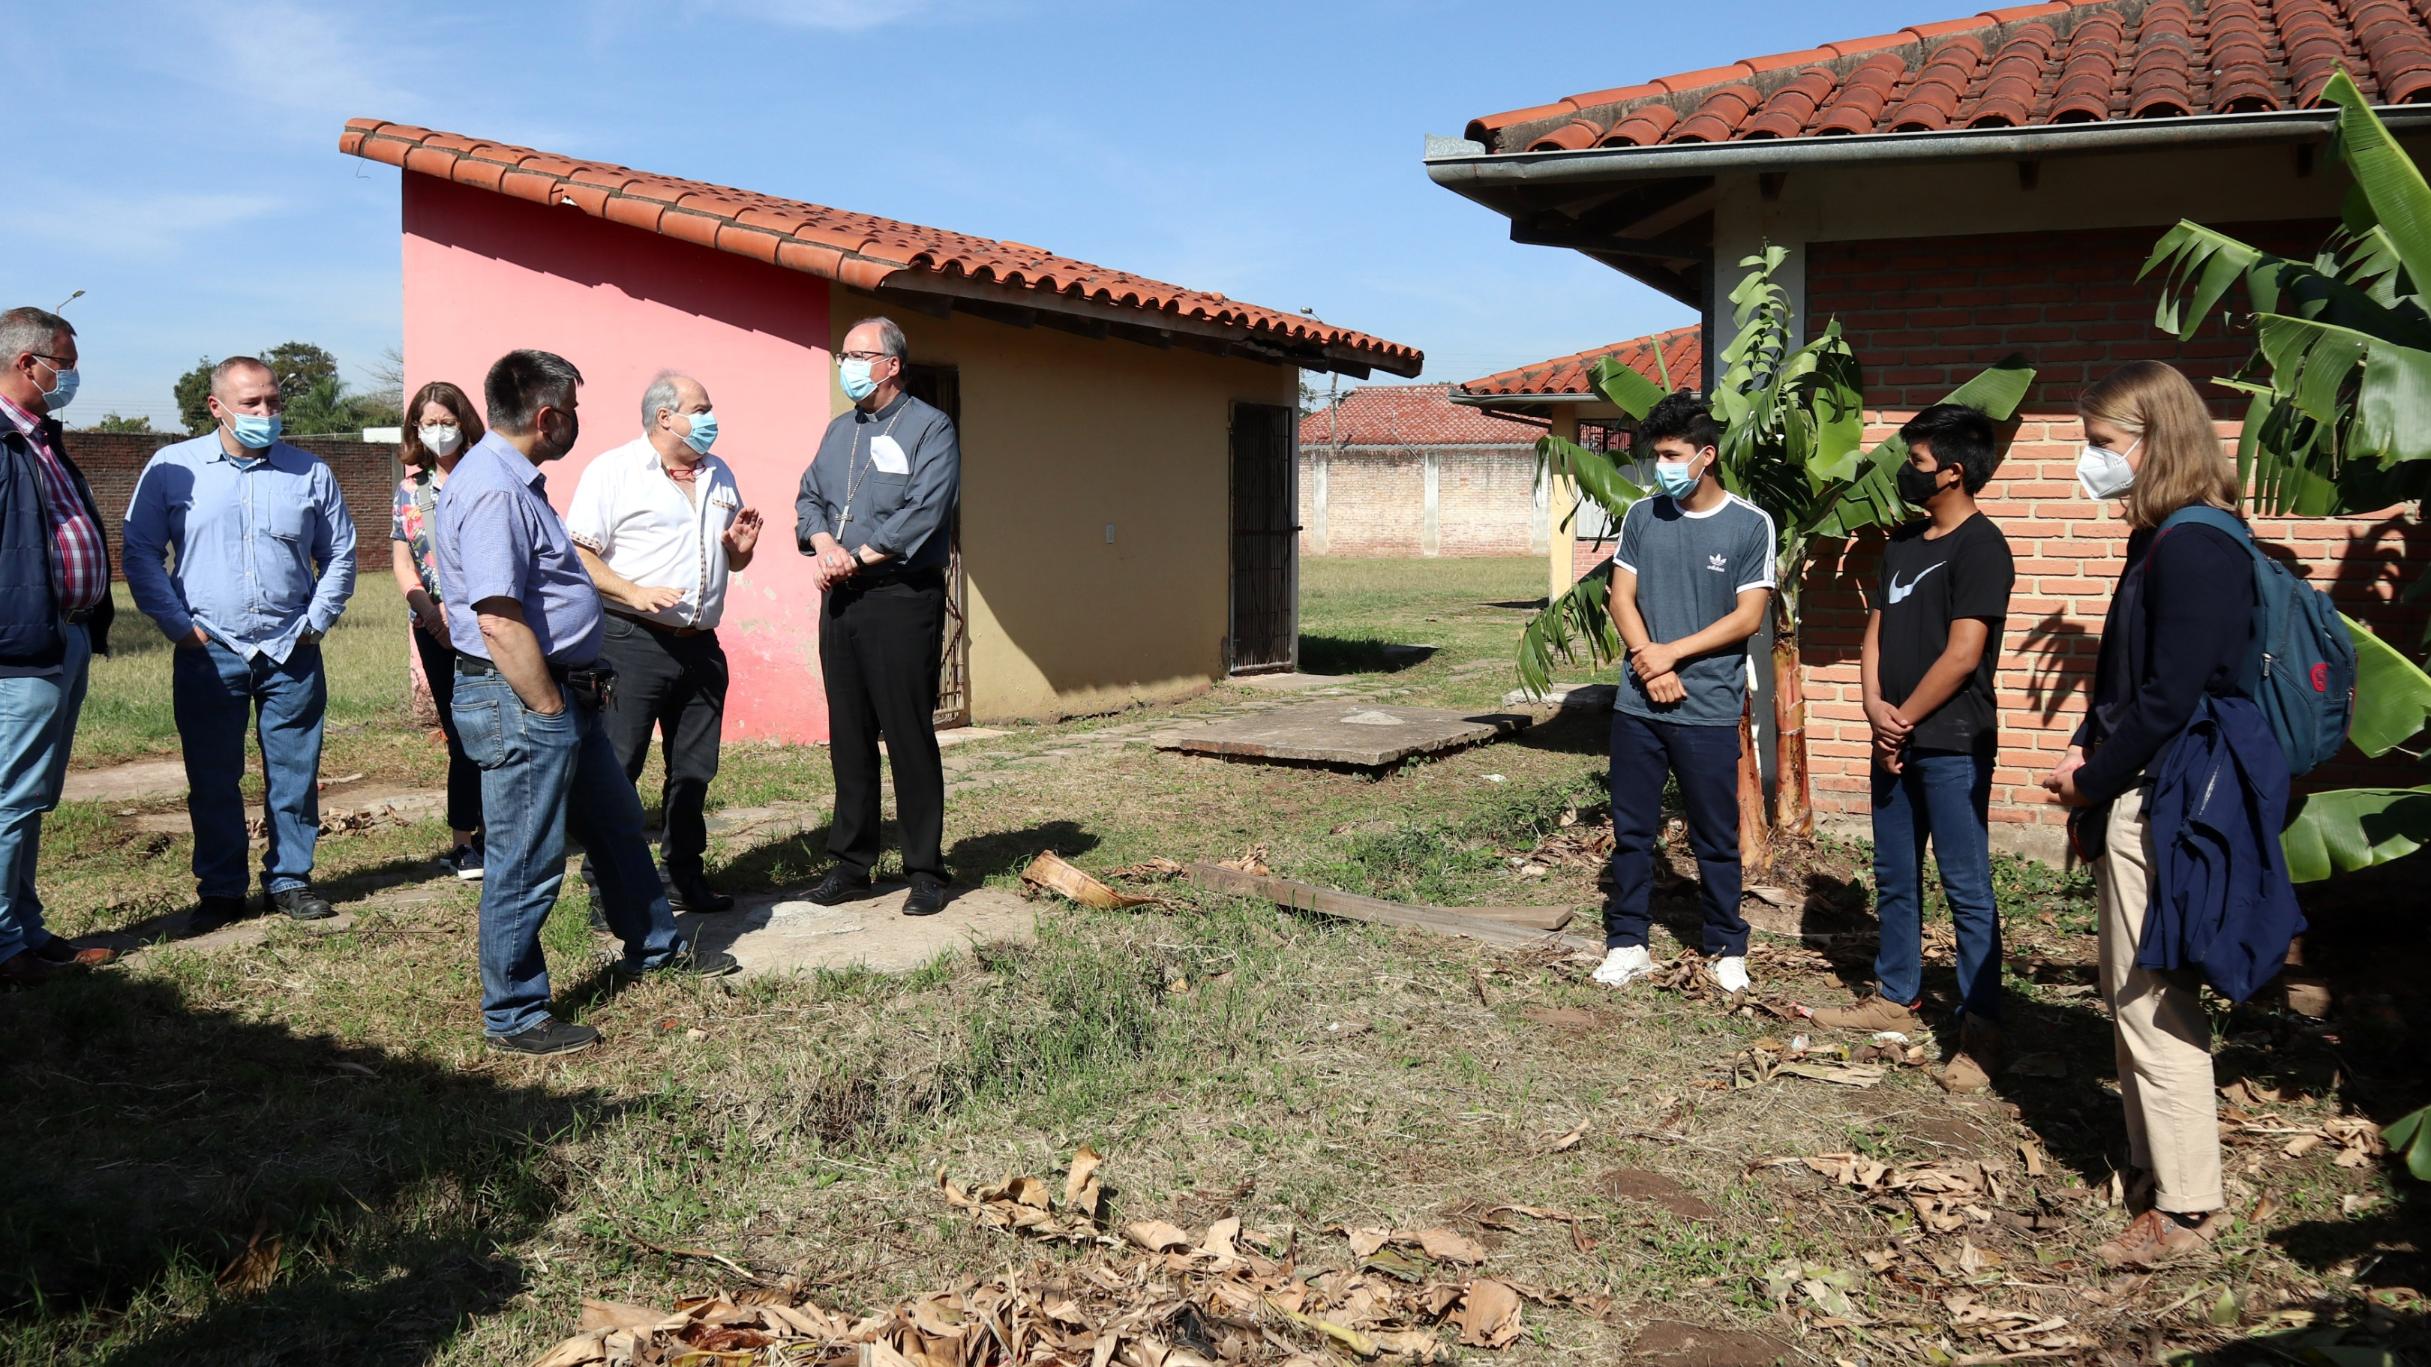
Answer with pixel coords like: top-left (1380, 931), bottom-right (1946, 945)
top-left (2, 560), bottom-right (2422, 1365)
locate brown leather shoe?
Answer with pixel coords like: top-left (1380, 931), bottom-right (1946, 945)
top-left (2095, 1208), bottom-right (2224, 1268)
top-left (30, 938), bottom-right (116, 968)
top-left (1811, 993), bottom-right (1921, 1033)
top-left (1935, 1018), bottom-right (2002, 1094)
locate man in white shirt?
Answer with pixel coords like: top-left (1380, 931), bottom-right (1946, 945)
top-left (566, 371), bottom-right (762, 912)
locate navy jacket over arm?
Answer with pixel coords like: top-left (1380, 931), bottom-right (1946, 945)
top-left (0, 421), bottom-right (114, 673)
top-left (2139, 694), bottom-right (2303, 1003)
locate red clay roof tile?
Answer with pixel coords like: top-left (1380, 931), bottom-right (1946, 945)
top-left (1462, 0), bottom-right (2431, 155)
top-left (1297, 383), bottom-right (1547, 449)
top-left (339, 118), bottom-right (1420, 376)
top-left (1452, 325), bottom-right (1705, 402)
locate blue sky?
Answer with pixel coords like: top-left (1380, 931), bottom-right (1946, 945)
top-left (21, 0), bottom-right (1932, 425)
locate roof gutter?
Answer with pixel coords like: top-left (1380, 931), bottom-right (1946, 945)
top-left (1446, 390), bottom-right (1603, 407)
top-left (1423, 106), bottom-right (2431, 192)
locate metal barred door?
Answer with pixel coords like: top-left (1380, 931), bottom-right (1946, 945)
top-left (903, 364), bottom-right (970, 728)
top-left (1228, 402), bottom-right (1298, 673)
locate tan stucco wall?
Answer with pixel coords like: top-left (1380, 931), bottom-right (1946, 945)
top-left (831, 300), bottom-right (1299, 722)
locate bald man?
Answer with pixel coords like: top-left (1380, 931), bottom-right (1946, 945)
top-left (124, 356), bottom-right (358, 932)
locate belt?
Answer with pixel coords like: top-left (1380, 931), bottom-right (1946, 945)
top-left (610, 611), bottom-right (711, 639)
top-left (456, 654), bottom-right (572, 681)
top-left (62, 606), bottom-right (96, 625)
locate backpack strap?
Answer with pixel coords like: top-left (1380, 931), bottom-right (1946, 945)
top-left (2155, 504), bottom-right (2251, 548)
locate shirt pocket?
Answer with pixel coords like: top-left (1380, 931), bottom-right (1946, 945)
top-left (858, 472), bottom-right (910, 521)
top-left (265, 500), bottom-right (312, 545)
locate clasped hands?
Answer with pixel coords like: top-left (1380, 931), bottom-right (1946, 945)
top-left (1628, 642), bottom-right (1687, 705)
top-left (810, 534), bottom-right (881, 590)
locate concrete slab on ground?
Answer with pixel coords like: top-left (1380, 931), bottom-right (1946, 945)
top-left (1156, 701), bottom-right (1532, 769)
top-left (1227, 672), bottom-right (1340, 693)
top-left (130, 783), bottom-right (448, 838)
top-left (677, 884), bottom-right (1034, 976)
top-left (62, 758), bottom-right (188, 805)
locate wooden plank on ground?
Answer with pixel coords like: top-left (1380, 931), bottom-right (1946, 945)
top-left (1182, 863), bottom-right (1598, 954)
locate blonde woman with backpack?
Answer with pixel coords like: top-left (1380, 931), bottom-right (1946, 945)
top-left (2042, 360), bottom-right (2283, 1268)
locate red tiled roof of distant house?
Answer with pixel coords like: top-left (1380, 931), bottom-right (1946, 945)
top-left (340, 119), bottom-right (1422, 375)
top-left (1463, 0), bottom-right (2431, 154)
top-left (1297, 384), bottom-right (1547, 448)
top-left (1455, 325), bottom-right (1703, 399)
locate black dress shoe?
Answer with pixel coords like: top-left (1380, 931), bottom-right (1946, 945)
top-left (271, 887), bottom-right (336, 921)
top-left (805, 868), bottom-right (872, 906)
top-left (187, 895), bottom-right (250, 936)
top-left (486, 1018), bottom-right (600, 1056)
top-left (668, 870), bottom-right (735, 913)
top-left (30, 938), bottom-right (116, 967)
top-left (903, 874), bottom-right (948, 918)
top-left (612, 946), bottom-right (742, 981)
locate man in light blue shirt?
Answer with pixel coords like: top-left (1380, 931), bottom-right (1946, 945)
top-left (123, 356), bottom-right (358, 929)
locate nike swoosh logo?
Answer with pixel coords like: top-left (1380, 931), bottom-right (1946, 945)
top-left (1887, 561), bottom-right (1945, 605)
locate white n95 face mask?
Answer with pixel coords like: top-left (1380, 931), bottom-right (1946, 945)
top-left (2076, 436), bottom-right (2142, 500)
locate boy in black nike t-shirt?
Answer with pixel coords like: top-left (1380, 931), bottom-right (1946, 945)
top-left (1812, 404), bottom-right (2014, 1095)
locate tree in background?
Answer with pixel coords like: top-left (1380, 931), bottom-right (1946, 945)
top-left (1517, 245), bottom-right (2033, 872)
top-left (85, 413), bottom-right (154, 434)
top-left (173, 341), bottom-right (395, 436)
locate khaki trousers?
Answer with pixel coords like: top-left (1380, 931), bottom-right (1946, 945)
top-left (2096, 789), bottom-right (2224, 1213)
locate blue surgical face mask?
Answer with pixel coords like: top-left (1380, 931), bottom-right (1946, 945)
top-left (838, 357), bottom-right (879, 402)
top-left (1654, 453), bottom-right (1705, 499)
top-left (682, 409), bottom-right (718, 455)
top-left (225, 410), bottom-right (282, 450)
top-left (34, 359), bottom-right (77, 414)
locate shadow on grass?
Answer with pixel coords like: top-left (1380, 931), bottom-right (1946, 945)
top-left (1, 971), bottom-right (615, 1364)
top-left (1296, 636), bottom-right (1437, 676)
top-left (709, 813), bottom-right (1103, 895)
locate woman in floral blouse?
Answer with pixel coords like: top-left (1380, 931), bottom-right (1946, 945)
top-left (392, 380), bottom-right (486, 878)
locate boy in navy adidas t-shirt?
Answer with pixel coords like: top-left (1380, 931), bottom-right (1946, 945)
top-left (1812, 403), bottom-right (2014, 1096)
top-left (1595, 392), bottom-right (1775, 997)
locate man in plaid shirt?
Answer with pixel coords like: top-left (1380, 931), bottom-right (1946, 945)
top-left (0, 306), bottom-right (117, 984)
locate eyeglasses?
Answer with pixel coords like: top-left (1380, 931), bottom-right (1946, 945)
top-left (838, 350), bottom-right (891, 363)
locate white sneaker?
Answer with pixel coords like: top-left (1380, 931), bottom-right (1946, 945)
top-left (1592, 945), bottom-right (1654, 988)
top-left (1708, 955), bottom-right (1751, 996)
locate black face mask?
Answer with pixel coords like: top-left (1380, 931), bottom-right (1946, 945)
top-left (534, 408), bottom-right (580, 461)
top-left (1896, 461), bottom-right (1949, 507)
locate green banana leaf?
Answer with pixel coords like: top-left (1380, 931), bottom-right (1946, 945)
top-left (1537, 433), bottom-right (1651, 529)
top-left (2323, 70), bottom-right (2431, 296)
top-left (2347, 615), bottom-right (2431, 756)
top-left (1514, 561), bottom-right (1619, 699)
top-left (2249, 312), bottom-right (2431, 463)
top-left (2282, 784), bottom-right (2431, 882)
top-left (2142, 219), bottom-right (2431, 346)
top-left (1588, 351), bottom-right (1669, 419)
top-left (2384, 1103), bottom-right (2431, 1182)
top-left (1809, 356), bottom-right (2038, 541)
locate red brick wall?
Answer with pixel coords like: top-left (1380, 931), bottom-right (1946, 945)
top-left (1801, 223), bottom-right (2428, 843)
top-left (60, 431), bottom-right (402, 580)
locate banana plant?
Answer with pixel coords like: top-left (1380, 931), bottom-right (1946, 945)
top-left (2143, 67), bottom-right (2431, 1173)
top-left (1517, 244), bottom-right (2034, 862)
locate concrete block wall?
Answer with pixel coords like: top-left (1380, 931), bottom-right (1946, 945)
top-left (1300, 444), bottom-right (1544, 557)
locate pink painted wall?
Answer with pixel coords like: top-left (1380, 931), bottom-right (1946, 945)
top-left (399, 176), bottom-right (834, 742)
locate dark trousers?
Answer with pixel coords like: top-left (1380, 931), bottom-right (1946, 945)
top-left (819, 573), bottom-right (945, 880)
top-left (411, 621), bottom-right (482, 835)
top-left (597, 615), bottom-right (728, 874)
top-left (1604, 710), bottom-right (1748, 955)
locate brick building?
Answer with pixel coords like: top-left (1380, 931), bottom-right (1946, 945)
top-left (1454, 325), bottom-right (1704, 597)
top-left (1434, 0), bottom-right (2431, 859)
top-left (61, 430), bottom-right (400, 581)
top-left (1296, 384), bottom-right (1548, 557)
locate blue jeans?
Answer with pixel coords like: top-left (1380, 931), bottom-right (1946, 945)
top-left (174, 638), bottom-right (325, 898)
top-left (1605, 711), bottom-right (1748, 955)
top-left (0, 622), bottom-right (91, 961)
top-left (453, 669), bottom-right (682, 1037)
top-left (1871, 748), bottom-right (2003, 1021)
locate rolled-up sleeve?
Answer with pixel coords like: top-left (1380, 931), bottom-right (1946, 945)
top-left (566, 459), bottom-right (612, 554)
top-left (305, 465), bottom-right (358, 637)
top-left (453, 489), bottom-right (534, 611)
top-left (862, 416), bottom-right (960, 560)
top-left (121, 457), bottom-right (193, 640)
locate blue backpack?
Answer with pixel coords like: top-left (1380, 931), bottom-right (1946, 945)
top-left (2156, 506), bottom-right (2356, 777)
